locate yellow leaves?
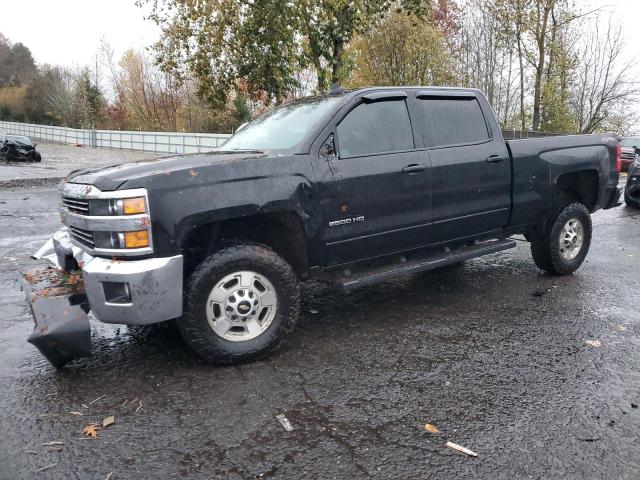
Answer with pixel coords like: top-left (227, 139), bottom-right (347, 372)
top-left (424, 423), bottom-right (440, 434)
top-left (81, 424), bottom-right (100, 438)
top-left (189, 169), bottom-right (199, 177)
top-left (66, 274), bottom-right (82, 285)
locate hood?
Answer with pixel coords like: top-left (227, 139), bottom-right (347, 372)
top-left (67, 150), bottom-right (268, 191)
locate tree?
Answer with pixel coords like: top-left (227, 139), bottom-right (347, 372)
top-left (114, 49), bottom-right (180, 131)
top-left (44, 66), bottom-right (77, 127)
top-left (140, 0), bottom-right (301, 109)
top-left (570, 17), bottom-right (639, 134)
top-left (73, 69), bottom-right (105, 129)
top-left (139, 0), bottom-right (431, 108)
top-left (0, 34), bottom-right (37, 87)
top-left (346, 9), bottom-right (455, 88)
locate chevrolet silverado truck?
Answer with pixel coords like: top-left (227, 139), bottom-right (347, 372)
top-left (22, 86), bottom-right (622, 367)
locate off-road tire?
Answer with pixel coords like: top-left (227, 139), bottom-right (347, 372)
top-left (530, 202), bottom-right (592, 275)
top-left (178, 243), bottom-right (300, 365)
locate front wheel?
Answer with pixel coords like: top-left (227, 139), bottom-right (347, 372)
top-left (530, 202), bottom-right (592, 275)
top-left (625, 190), bottom-right (639, 209)
top-left (178, 243), bottom-right (300, 365)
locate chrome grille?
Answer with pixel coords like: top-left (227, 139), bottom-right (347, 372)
top-left (62, 196), bottom-right (89, 215)
top-left (69, 226), bottom-right (95, 248)
top-left (621, 151), bottom-right (635, 160)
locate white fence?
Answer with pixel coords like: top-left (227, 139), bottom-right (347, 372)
top-left (0, 121), bottom-right (232, 154)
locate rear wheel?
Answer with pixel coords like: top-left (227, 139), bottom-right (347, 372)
top-left (178, 243), bottom-right (300, 364)
top-left (530, 202), bottom-right (592, 275)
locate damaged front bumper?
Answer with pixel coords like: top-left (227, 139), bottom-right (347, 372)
top-left (23, 228), bottom-right (183, 367)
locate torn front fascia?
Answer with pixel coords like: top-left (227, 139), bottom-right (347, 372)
top-left (24, 233), bottom-right (91, 368)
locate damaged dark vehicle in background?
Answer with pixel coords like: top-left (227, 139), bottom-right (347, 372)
top-left (625, 154), bottom-right (640, 208)
top-left (21, 86), bottom-right (623, 368)
top-left (0, 134), bottom-right (42, 162)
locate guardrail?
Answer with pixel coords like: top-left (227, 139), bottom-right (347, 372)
top-left (1, 120), bottom-right (560, 153)
top-left (0, 121), bottom-right (232, 154)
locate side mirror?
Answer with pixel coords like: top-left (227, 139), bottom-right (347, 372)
top-left (320, 135), bottom-right (336, 158)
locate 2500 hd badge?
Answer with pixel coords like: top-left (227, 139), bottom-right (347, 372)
top-left (329, 216), bottom-right (365, 227)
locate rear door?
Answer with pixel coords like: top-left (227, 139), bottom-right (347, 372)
top-left (415, 92), bottom-right (511, 243)
top-left (315, 91), bottom-right (432, 266)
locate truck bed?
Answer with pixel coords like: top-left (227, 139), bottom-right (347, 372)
top-left (506, 134), bottom-right (619, 230)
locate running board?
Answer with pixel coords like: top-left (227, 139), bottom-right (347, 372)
top-left (336, 239), bottom-right (517, 291)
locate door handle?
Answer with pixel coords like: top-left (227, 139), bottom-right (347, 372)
top-left (403, 164), bottom-right (428, 174)
top-left (486, 155), bottom-right (504, 164)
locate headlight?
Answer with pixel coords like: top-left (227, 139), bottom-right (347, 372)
top-left (61, 184), bottom-right (153, 256)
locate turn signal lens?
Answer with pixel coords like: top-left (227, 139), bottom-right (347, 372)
top-left (124, 230), bottom-right (149, 248)
top-left (123, 197), bottom-right (146, 215)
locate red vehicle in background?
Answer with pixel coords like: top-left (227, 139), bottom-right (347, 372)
top-left (620, 137), bottom-right (640, 172)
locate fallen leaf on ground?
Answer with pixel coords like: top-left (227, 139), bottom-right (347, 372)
top-left (424, 423), bottom-right (440, 434)
top-left (69, 411), bottom-right (83, 416)
top-left (82, 424), bottom-right (101, 438)
top-left (446, 441), bottom-right (478, 457)
top-left (585, 339), bottom-right (602, 348)
top-left (102, 416), bottom-right (115, 427)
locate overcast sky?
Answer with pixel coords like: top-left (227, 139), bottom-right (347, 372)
top-left (0, 0), bottom-right (638, 129)
top-left (0, 0), bottom-right (160, 67)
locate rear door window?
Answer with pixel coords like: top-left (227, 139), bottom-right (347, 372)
top-left (337, 99), bottom-right (414, 158)
top-left (418, 97), bottom-right (490, 147)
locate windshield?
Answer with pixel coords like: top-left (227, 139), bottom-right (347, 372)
top-left (222, 96), bottom-right (342, 151)
top-left (620, 137), bottom-right (640, 148)
top-left (5, 135), bottom-right (32, 146)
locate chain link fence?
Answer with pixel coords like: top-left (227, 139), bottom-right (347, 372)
top-left (501, 129), bottom-right (559, 140)
top-left (0, 121), bottom-right (232, 154)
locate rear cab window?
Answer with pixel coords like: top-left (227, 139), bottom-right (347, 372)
top-left (337, 99), bottom-right (414, 158)
top-left (417, 96), bottom-right (491, 148)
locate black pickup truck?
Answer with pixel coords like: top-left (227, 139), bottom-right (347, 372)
top-left (23, 86), bottom-right (622, 367)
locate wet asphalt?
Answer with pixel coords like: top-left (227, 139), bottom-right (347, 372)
top-left (0, 184), bottom-right (639, 480)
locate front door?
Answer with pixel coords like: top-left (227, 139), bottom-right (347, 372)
top-left (315, 93), bottom-right (432, 266)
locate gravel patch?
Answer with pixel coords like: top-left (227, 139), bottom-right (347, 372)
top-left (0, 141), bottom-right (158, 187)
